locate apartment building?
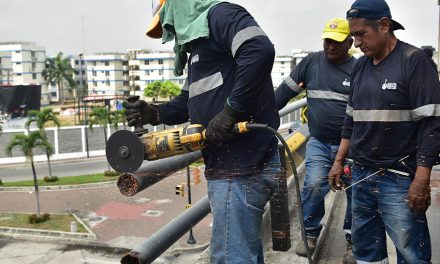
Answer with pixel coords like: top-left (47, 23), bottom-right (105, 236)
top-left (84, 53), bottom-right (129, 96)
top-left (128, 49), bottom-right (187, 94)
top-left (0, 42), bottom-right (49, 105)
top-left (272, 56), bottom-right (293, 88)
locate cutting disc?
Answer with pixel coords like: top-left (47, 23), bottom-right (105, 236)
top-left (106, 130), bottom-right (145, 173)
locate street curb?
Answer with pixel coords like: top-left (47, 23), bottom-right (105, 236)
top-left (0, 180), bottom-right (117, 192)
top-left (0, 213), bottom-right (96, 243)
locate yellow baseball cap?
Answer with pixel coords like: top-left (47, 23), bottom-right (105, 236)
top-left (146, 0), bottom-right (166, 38)
top-left (321, 18), bottom-right (350, 42)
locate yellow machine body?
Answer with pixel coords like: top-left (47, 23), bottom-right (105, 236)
top-left (142, 124), bottom-right (207, 160)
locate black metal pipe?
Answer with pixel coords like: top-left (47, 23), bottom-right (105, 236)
top-left (120, 196), bottom-right (210, 264)
top-left (117, 151), bottom-right (202, 196)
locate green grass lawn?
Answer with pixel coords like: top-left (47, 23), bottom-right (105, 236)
top-left (0, 212), bottom-right (87, 233)
top-left (1, 173), bottom-right (118, 187)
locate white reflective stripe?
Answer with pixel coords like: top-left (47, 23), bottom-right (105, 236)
top-left (346, 105), bottom-right (353, 117)
top-left (357, 258), bottom-right (389, 264)
top-left (353, 110), bottom-right (412, 122)
top-left (308, 90), bottom-right (349, 101)
top-left (284, 76), bottom-right (304, 93)
top-left (411, 104), bottom-right (440, 121)
top-left (231, 26), bottom-right (267, 57)
top-left (182, 79), bottom-right (189, 91)
top-left (189, 72), bottom-right (223, 98)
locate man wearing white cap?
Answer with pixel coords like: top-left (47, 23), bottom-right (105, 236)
top-left (275, 18), bottom-right (355, 263)
top-left (124, 1), bottom-right (281, 263)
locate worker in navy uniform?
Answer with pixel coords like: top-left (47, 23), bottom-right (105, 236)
top-left (329, 0), bottom-right (440, 263)
top-left (124, 0), bottom-right (281, 263)
top-left (275, 18), bottom-right (356, 263)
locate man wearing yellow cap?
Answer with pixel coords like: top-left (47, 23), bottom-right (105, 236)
top-left (124, 0), bottom-right (281, 263)
top-left (275, 18), bottom-right (355, 262)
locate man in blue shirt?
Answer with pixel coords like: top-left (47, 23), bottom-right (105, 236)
top-left (124, 0), bottom-right (281, 263)
top-left (329, 0), bottom-right (440, 263)
top-left (275, 18), bottom-right (355, 262)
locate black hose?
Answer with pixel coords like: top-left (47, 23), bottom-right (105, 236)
top-left (245, 123), bottom-right (313, 264)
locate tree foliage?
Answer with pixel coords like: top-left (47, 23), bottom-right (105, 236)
top-left (42, 52), bottom-right (76, 104)
top-left (25, 108), bottom-right (60, 179)
top-left (144, 81), bottom-right (181, 102)
top-left (6, 131), bottom-right (53, 218)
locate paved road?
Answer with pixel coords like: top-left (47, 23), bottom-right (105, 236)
top-left (0, 157), bottom-right (109, 182)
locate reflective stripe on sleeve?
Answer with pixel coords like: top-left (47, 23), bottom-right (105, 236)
top-left (353, 110), bottom-right (412, 122)
top-left (284, 76), bottom-right (304, 93)
top-left (308, 90), bottom-right (349, 101)
top-left (189, 72), bottom-right (223, 99)
top-left (182, 79), bottom-right (189, 91)
top-left (411, 104), bottom-right (440, 121)
top-left (231, 26), bottom-right (267, 57)
top-left (346, 105), bottom-right (353, 117)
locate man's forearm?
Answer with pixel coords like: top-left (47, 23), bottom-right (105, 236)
top-left (334, 138), bottom-right (351, 165)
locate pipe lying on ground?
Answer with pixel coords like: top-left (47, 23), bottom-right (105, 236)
top-left (120, 196), bottom-right (211, 264)
top-left (117, 151), bottom-right (203, 196)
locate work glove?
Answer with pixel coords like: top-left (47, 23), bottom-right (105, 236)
top-left (123, 96), bottom-right (160, 127)
top-left (206, 103), bottom-right (239, 145)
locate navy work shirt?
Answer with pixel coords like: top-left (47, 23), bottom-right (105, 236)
top-left (275, 51), bottom-right (355, 144)
top-left (157, 2), bottom-right (280, 178)
top-left (342, 40), bottom-right (440, 171)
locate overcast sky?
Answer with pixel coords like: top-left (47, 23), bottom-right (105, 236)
top-left (1, 0), bottom-right (438, 56)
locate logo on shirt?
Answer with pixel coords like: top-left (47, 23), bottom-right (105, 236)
top-left (342, 79), bottom-right (350, 87)
top-left (191, 54), bottom-right (199, 65)
top-left (381, 79), bottom-right (397, 90)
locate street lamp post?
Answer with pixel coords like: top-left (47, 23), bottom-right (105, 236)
top-left (79, 53), bottom-right (90, 158)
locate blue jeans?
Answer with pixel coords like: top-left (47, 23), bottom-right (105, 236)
top-left (302, 137), bottom-right (352, 239)
top-left (207, 151), bottom-right (281, 264)
top-left (351, 164), bottom-right (431, 263)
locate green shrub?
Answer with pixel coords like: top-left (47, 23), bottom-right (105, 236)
top-left (28, 213), bottom-right (51, 224)
top-left (104, 170), bottom-right (120, 177)
top-left (0, 179), bottom-right (3, 185)
top-left (43, 176), bottom-right (58, 182)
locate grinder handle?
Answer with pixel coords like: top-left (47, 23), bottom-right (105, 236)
top-left (125, 95), bottom-right (145, 131)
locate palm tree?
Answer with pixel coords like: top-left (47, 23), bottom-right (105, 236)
top-left (25, 108), bottom-right (60, 179)
top-left (6, 132), bottom-right (53, 218)
top-left (112, 109), bottom-right (126, 130)
top-left (89, 107), bottom-right (117, 170)
top-left (43, 52), bottom-right (76, 105)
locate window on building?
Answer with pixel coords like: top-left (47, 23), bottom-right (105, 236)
top-left (144, 60), bottom-right (149, 65)
top-left (31, 51), bottom-right (36, 57)
top-left (93, 71), bottom-right (97, 77)
top-left (159, 70), bottom-right (164, 75)
top-left (158, 59), bottom-right (163, 65)
top-left (32, 73), bottom-right (37, 79)
top-left (145, 70), bottom-right (150, 76)
top-left (75, 60), bottom-right (79, 65)
top-left (122, 61), bottom-right (128, 66)
top-left (15, 51), bottom-right (20, 53)
top-left (106, 81), bottom-right (110, 86)
top-left (93, 81), bottom-right (97, 87)
top-left (16, 62), bottom-right (21, 65)
top-left (32, 62), bottom-right (36, 69)
top-left (93, 61), bottom-right (96, 66)
top-left (123, 81), bottom-right (129, 86)
top-left (281, 61), bottom-right (285, 64)
top-left (105, 71), bottom-right (110, 76)
top-left (17, 73), bottom-right (22, 76)
top-left (105, 61), bottom-right (109, 66)
top-left (281, 73), bottom-right (285, 76)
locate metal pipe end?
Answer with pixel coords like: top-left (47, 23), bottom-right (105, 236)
top-left (117, 173), bottom-right (140, 197)
top-left (120, 252), bottom-right (141, 264)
